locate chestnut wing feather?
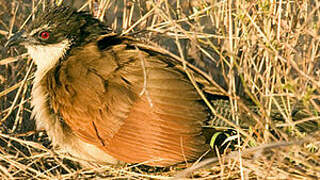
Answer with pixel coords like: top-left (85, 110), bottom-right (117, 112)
top-left (47, 38), bottom-right (209, 166)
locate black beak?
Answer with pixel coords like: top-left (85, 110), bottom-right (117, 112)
top-left (2, 30), bottom-right (26, 57)
top-left (4, 30), bottom-right (26, 48)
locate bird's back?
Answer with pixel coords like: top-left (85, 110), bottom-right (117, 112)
top-left (40, 34), bottom-right (212, 166)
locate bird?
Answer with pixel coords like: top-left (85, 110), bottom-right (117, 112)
top-left (5, 5), bottom-right (319, 167)
top-left (4, 6), bottom-right (234, 167)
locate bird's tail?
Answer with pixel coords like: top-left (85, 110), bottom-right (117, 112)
top-left (206, 97), bottom-right (319, 133)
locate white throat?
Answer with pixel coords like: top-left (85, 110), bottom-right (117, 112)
top-left (26, 40), bottom-right (70, 77)
top-left (29, 39), bottom-right (70, 149)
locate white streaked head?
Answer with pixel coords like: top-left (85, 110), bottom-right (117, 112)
top-left (6, 6), bottom-right (107, 74)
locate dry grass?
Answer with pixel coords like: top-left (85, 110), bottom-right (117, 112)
top-left (0, 0), bottom-right (320, 179)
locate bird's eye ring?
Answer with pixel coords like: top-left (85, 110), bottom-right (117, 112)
top-left (39, 31), bottom-right (50, 40)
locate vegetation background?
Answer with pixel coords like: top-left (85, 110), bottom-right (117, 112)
top-left (0, 0), bottom-right (319, 179)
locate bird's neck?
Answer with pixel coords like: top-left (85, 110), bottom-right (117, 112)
top-left (27, 39), bottom-right (70, 82)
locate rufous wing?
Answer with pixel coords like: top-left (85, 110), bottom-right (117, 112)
top-left (46, 37), bottom-right (210, 166)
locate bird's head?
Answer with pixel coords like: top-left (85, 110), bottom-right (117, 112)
top-left (5, 6), bottom-right (109, 71)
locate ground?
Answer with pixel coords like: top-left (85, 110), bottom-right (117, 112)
top-left (0, 0), bottom-right (319, 179)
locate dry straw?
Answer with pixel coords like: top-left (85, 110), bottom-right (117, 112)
top-left (0, 0), bottom-right (319, 179)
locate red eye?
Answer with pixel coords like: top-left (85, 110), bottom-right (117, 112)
top-left (40, 31), bottom-right (50, 39)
